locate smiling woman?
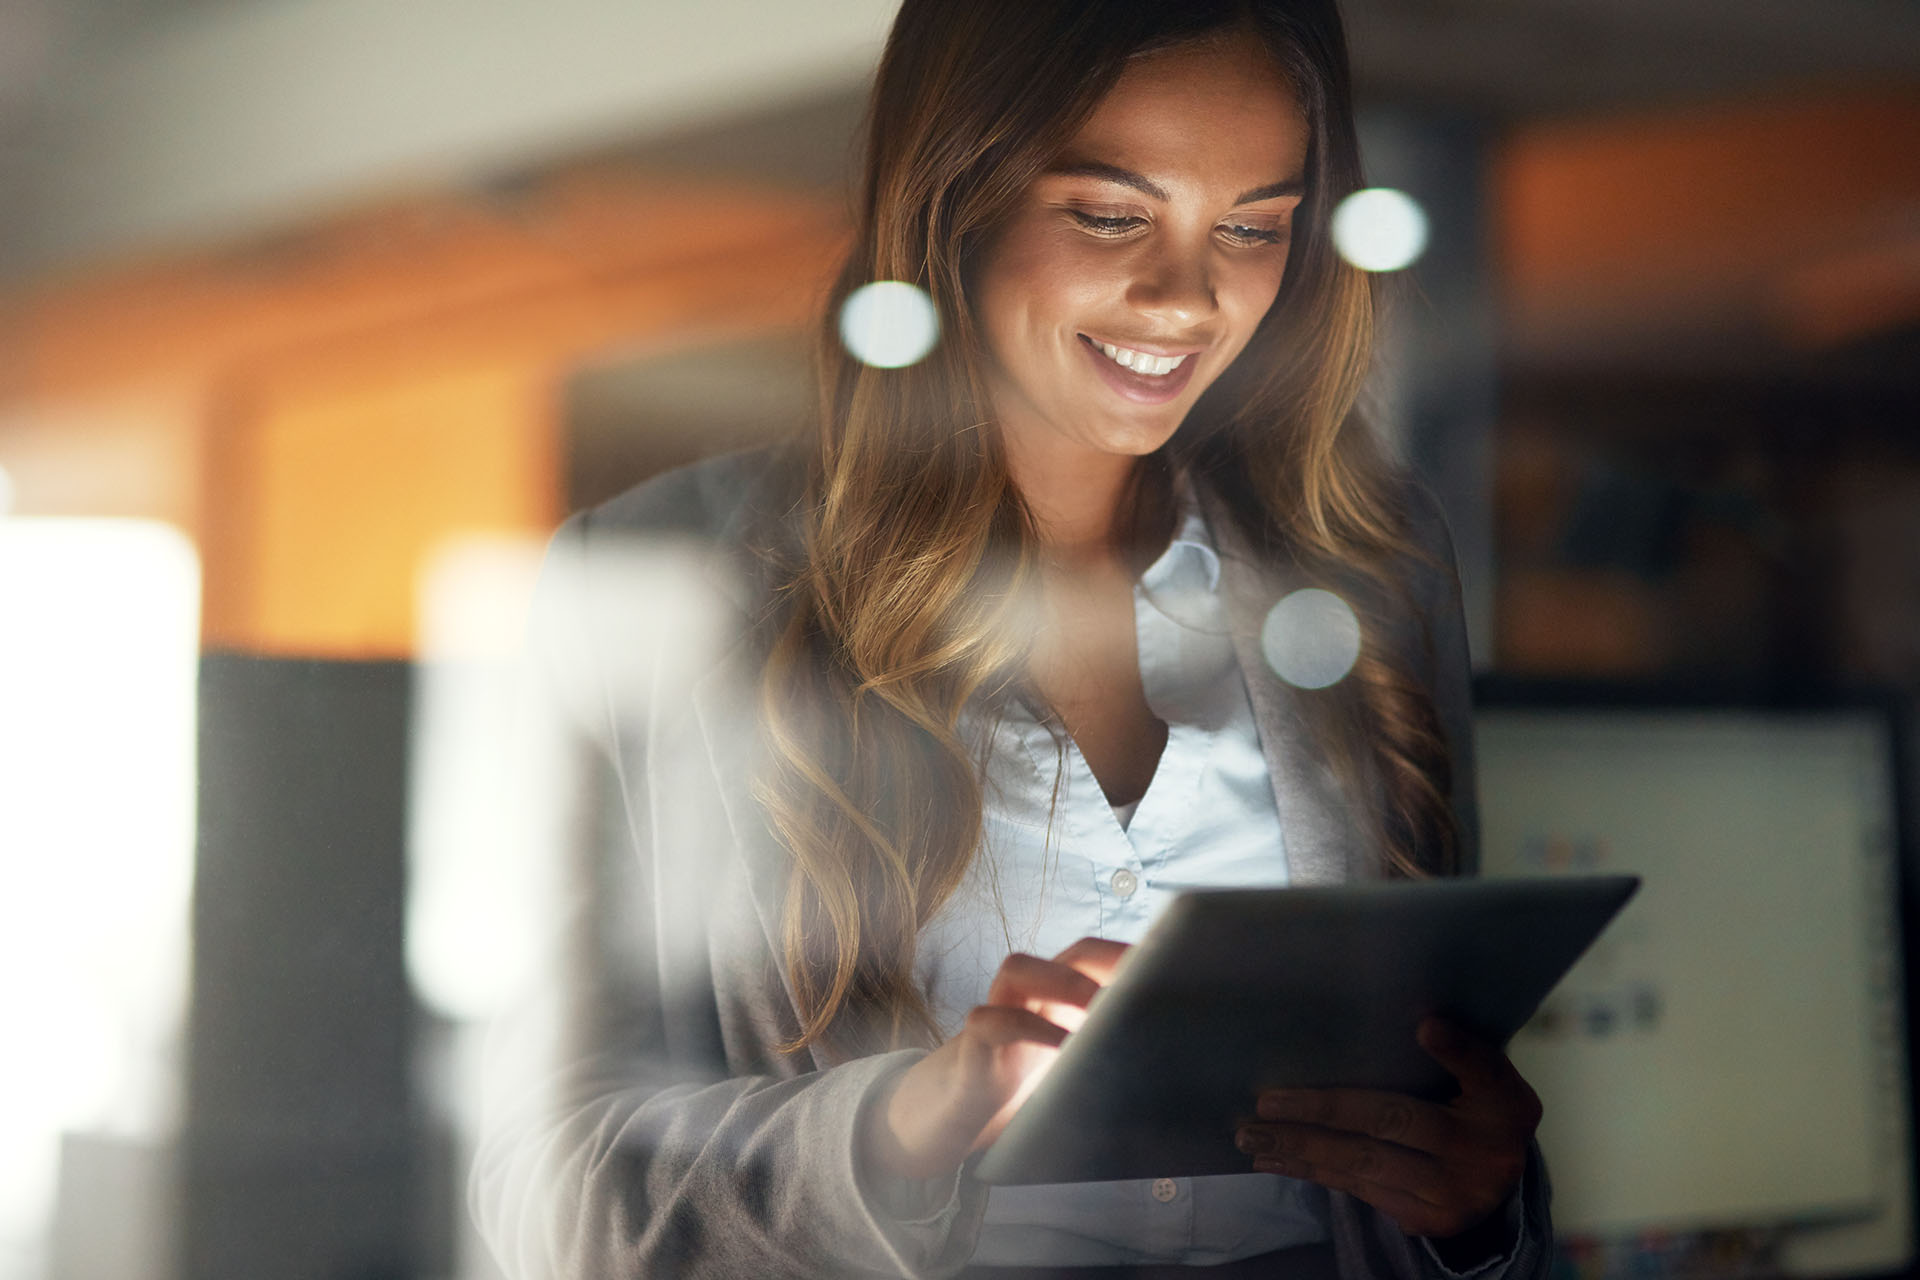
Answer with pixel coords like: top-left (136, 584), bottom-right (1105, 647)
top-left (471, 2), bottom-right (1552, 1278)
top-left (975, 35), bottom-right (1305, 466)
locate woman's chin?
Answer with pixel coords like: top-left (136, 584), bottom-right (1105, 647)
top-left (1094, 421), bottom-right (1185, 458)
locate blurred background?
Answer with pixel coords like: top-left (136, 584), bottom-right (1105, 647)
top-left (0, 1), bottom-right (1916, 1277)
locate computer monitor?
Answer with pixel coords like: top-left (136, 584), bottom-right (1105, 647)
top-left (1474, 687), bottom-right (1915, 1277)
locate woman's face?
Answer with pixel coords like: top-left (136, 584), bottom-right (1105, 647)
top-left (973, 33), bottom-right (1310, 464)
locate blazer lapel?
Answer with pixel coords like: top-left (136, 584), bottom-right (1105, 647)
top-left (687, 635), bottom-right (799, 967)
top-left (1199, 485), bottom-right (1365, 887)
top-left (683, 446), bottom-right (803, 917)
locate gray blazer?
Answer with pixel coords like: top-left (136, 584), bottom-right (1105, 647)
top-left (470, 446), bottom-right (1552, 1280)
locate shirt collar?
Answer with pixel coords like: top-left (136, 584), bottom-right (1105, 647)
top-left (1138, 469), bottom-right (1222, 596)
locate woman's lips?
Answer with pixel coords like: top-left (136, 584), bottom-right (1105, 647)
top-left (1078, 334), bottom-right (1199, 404)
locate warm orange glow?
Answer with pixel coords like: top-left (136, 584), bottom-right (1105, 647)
top-left (227, 365), bottom-right (555, 658)
top-left (1499, 570), bottom-right (1667, 677)
top-left (1, 169), bottom-right (848, 659)
top-left (15, 173), bottom-right (847, 398)
top-left (1496, 90), bottom-right (1920, 354)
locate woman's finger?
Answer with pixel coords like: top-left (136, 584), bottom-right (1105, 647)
top-left (1235, 1121), bottom-right (1444, 1202)
top-left (985, 952), bottom-right (1103, 1014)
top-left (1253, 1086), bottom-right (1457, 1156)
top-left (1417, 1018), bottom-right (1540, 1117)
top-left (1051, 936), bottom-right (1130, 985)
top-left (962, 1001), bottom-right (1071, 1050)
top-left (1250, 1153), bottom-right (1460, 1239)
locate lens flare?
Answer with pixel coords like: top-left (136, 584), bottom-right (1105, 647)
top-left (407, 535), bottom-right (553, 1024)
top-left (838, 281), bottom-right (940, 369)
top-left (1331, 188), bottom-right (1429, 273)
top-left (0, 519), bottom-right (199, 1258)
top-left (1260, 588), bottom-right (1361, 689)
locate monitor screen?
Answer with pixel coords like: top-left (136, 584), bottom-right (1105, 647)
top-left (1476, 698), bottom-right (1912, 1276)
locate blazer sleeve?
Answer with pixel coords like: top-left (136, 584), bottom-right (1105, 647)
top-left (1325, 483), bottom-right (1554, 1280)
top-left (466, 497), bottom-right (989, 1280)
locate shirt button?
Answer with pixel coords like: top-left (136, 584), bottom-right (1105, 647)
top-left (1109, 868), bottom-right (1139, 898)
top-left (1152, 1178), bottom-right (1179, 1203)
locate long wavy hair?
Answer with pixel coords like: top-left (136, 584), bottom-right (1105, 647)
top-left (754, 0), bottom-right (1460, 1059)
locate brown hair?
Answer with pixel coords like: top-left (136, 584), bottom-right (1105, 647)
top-left (757, 0), bottom-right (1459, 1059)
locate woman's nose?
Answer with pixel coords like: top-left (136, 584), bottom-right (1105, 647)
top-left (1125, 241), bottom-right (1217, 330)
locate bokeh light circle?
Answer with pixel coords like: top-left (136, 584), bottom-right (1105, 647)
top-left (1260, 588), bottom-right (1362, 689)
top-left (1331, 188), bottom-right (1429, 273)
top-left (838, 280), bottom-right (941, 369)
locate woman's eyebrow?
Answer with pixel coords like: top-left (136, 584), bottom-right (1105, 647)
top-left (1043, 160), bottom-right (1306, 206)
top-left (1232, 178), bottom-right (1306, 204)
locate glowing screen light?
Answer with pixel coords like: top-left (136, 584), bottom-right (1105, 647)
top-left (838, 281), bottom-right (940, 369)
top-left (1331, 188), bottom-right (1429, 273)
top-left (1260, 588), bottom-right (1362, 689)
top-left (0, 519), bottom-right (199, 1264)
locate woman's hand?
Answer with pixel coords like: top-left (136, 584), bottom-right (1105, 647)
top-left (1235, 1017), bottom-right (1541, 1243)
top-left (862, 937), bottom-right (1130, 1182)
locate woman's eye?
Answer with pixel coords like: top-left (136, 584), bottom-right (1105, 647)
top-left (1222, 223), bottom-right (1288, 247)
top-left (1069, 210), bottom-right (1144, 237)
top-left (1066, 209), bottom-right (1288, 246)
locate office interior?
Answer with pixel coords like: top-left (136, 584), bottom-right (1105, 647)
top-left (1, 1), bottom-right (1917, 1278)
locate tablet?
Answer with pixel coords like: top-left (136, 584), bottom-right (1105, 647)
top-left (971, 874), bottom-right (1639, 1185)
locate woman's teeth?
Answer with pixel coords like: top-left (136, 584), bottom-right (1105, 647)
top-left (1092, 339), bottom-right (1189, 377)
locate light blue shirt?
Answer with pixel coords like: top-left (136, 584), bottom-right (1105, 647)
top-left (917, 483), bottom-right (1330, 1267)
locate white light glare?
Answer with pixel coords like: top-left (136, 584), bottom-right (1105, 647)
top-left (407, 536), bottom-right (553, 1024)
top-left (1331, 188), bottom-right (1429, 273)
top-left (838, 281), bottom-right (940, 369)
top-left (1260, 588), bottom-right (1362, 689)
top-left (407, 535), bottom-right (739, 1022)
top-left (0, 519), bottom-right (200, 1253)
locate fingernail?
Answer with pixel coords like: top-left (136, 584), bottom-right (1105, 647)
top-left (1235, 1127), bottom-right (1274, 1155)
top-left (1258, 1090), bottom-right (1304, 1120)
